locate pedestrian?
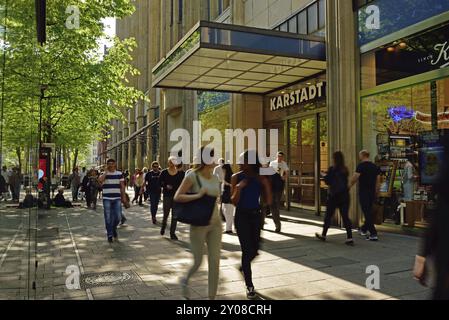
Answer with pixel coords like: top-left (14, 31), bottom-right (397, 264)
top-left (79, 167), bottom-right (87, 201)
top-left (221, 163), bottom-right (235, 234)
top-left (81, 171), bottom-right (90, 207)
top-left (53, 186), bottom-right (73, 208)
top-left (213, 158), bottom-right (225, 189)
top-left (231, 150), bottom-right (272, 299)
top-left (87, 170), bottom-right (100, 210)
top-left (269, 151), bottom-right (289, 233)
top-left (175, 147), bottom-right (222, 300)
top-left (159, 156), bottom-right (185, 240)
top-left (413, 133), bottom-right (449, 300)
top-left (9, 168), bottom-right (21, 202)
top-left (144, 161), bottom-right (162, 224)
top-left (0, 169), bottom-right (6, 201)
top-left (315, 151), bottom-right (354, 246)
top-left (132, 169), bottom-right (144, 206)
top-left (123, 170), bottom-right (130, 189)
top-left (142, 167), bottom-right (149, 201)
top-left (68, 168), bottom-right (81, 202)
top-left (349, 150), bottom-right (381, 241)
top-left (402, 155), bottom-right (417, 201)
top-left (1, 166), bottom-right (9, 201)
top-left (98, 159), bottom-right (128, 243)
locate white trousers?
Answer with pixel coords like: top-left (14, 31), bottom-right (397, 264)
top-left (222, 203), bottom-right (235, 232)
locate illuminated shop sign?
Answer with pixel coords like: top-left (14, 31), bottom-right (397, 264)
top-left (358, 0), bottom-right (449, 47)
top-left (270, 82), bottom-right (325, 111)
top-left (374, 24), bottom-right (449, 86)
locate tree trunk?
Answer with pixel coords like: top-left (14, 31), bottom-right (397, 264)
top-left (16, 147), bottom-right (22, 173)
top-left (72, 148), bottom-right (78, 170)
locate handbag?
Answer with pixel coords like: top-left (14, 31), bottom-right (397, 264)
top-left (173, 172), bottom-right (217, 227)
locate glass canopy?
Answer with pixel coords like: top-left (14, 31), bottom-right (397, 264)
top-left (152, 21), bottom-right (326, 94)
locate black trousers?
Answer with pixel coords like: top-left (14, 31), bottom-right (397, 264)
top-left (360, 192), bottom-right (378, 236)
top-left (162, 195), bottom-right (177, 236)
top-left (323, 193), bottom-right (352, 239)
top-left (133, 186), bottom-right (143, 205)
top-left (149, 192), bottom-right (161, 218)
top-left (235, 208), bottom-right (261, 288)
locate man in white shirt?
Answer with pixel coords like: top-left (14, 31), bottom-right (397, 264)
top-left (269, 152), bottom-right (290, 233)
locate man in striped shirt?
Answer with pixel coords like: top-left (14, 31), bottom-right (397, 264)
top-left (99, 159), bottom-right (128, 243)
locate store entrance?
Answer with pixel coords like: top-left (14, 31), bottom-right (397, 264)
top-left (288, 113), bottom-right (328, 214)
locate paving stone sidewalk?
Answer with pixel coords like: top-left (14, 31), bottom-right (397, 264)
top-left (0, 192), bottom-right (432, 300)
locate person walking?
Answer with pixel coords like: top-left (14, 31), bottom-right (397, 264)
top-left (144, 161), bottom-right (162, 224)
top-left (0, 170), bottom-right (6, 201)
top-left (221, 163), bottom-right (235, 234)
top-left (269, 151), bottom-right (289, 233)
top-left (231, 150), bottom-right (272, 299)
top-left (133, 169), bottom-right (145, 206)
top-left (160, 156), bottom-right (185, 240)
top-left (315, 151), bottom-right (354, 246)
top-left (9, 168), bottom-right (21, 202)
top-left (142, 167), bottom-right (149, 202)
top-left (87, 170), bottom-right (100, 210)
top-left (175, 147), bottom-right (222, 300)
top-left (68, 168), bottom-right (81, 202)
top-left (98, 159), bottom-right (128, 243)
top-left (413, 133), bottom-right (449, 299)
top-left (1, 166), bottom-right (10, 201)
top-left (79, 167), bottom-right (87, 201)
top-left (350, 150), bottom-right (381, 241)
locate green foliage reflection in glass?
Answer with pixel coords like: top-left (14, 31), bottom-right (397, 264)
top-left (153, 30), bottom-right (200, 79)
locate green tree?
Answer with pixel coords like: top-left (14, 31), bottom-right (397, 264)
top-left (1, 0), bottom-right (144, 158)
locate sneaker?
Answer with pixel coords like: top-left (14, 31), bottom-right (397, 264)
top-left (275, 228), bottom-right (281, 234)
top-left (345, 239), bottom-right (355, 246)
top-left (152, 219), bottom-right (157, 225)
top-left (359, 230), bottom-right (368, 237)
top-left (120, 218), bottom-right (127, 225)
top-left (315, 233), bottom-right (326, 242)
top-left (160, 228), bottom-right (165, 236)
top-left (225, 230), bottom-right (233, 234)
top-left (170, 234), bottom-right (179, 241)
top-left (107, 237), bottom-right (113, 244)
top-left (367, 235), bottom-right (379, 241)
top-left (113, 236), bottom-right (119, 242)
top-left (246, 287), bottom-right (257, 300)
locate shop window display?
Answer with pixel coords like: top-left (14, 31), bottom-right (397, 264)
top-left (361, 78), bottom-right (449, 227)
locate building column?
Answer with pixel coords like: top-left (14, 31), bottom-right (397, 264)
top-left (326, 0), bottom-right (360, 225)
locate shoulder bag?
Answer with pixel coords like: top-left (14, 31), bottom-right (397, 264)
top-left (173, 173), bottom-right (217, 227)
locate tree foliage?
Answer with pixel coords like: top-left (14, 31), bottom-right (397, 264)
top-left (0, 0), bottom-right (144, 153)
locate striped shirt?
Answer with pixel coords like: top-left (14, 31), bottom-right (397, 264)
top-left (102, 171), bottom-right (124, 200)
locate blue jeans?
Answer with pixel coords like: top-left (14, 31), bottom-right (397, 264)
top-left (103, 199), bottom-right (122, 239)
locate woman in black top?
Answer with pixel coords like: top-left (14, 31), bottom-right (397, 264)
top-left (231, 150), bottom-right (272, 299)
top-left (145, 161), bottom-right (162, 224)
top-left (159, 157), bottom-right (185, 240)
top-left (316, 151), bottom-right (354, 246)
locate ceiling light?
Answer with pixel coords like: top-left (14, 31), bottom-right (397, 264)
top-left (387, 47), bottom-right (395, 52)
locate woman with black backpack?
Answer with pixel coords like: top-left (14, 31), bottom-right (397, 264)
top-left (316, 151), bottom-right (354, 246)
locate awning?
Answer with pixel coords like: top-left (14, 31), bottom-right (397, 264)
top-left (152, 21), bottom-right (326, 94)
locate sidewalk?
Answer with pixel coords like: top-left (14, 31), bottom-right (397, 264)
top-left (0, 195), bottom-right (432, 300)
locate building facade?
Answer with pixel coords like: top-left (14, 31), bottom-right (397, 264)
top-left (111, 0), bottom-right (449, 230)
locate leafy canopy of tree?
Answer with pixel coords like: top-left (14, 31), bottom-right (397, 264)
top-left (1, 0), bottom-right (144, 153)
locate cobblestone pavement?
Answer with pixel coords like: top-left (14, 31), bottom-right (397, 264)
top-left (0, 191), bottom-right (432, 300)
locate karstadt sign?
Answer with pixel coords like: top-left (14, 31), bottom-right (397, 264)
top-left (270, 82), bottom-right (325, 111)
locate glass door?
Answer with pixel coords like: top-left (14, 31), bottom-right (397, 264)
top-left (288, 117), bottom-right (317, 211)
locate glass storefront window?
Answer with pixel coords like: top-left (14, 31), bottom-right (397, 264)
top-left (361, 77), bottom-right (449, 225)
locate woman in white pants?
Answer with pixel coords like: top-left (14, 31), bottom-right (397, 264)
top-left (174, 147), bottom-right (222, 300)
top-left (221, 164), bottom-right (235, 234)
